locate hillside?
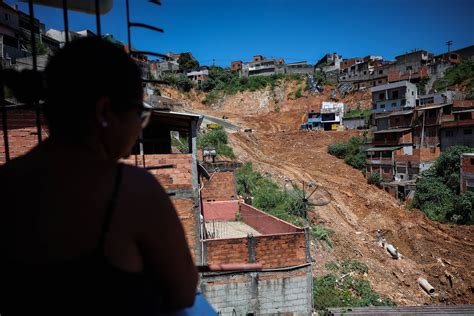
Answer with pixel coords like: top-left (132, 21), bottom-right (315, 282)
top-left (160, 80), bottom-right (474, 305)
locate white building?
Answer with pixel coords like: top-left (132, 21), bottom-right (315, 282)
top-left (320, 102), bottom-right (345, 131)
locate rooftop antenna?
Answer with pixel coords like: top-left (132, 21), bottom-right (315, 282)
top-left (446, 40), bottom-right (453, 53)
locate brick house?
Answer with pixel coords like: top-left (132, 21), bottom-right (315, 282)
top-left (460, 153), bottom-right (474, 193)
top-left (440, 108), bottom-right (474, 151)
top-left (1, 106), bottom-right (205, 263)
top-left (200, 200), bottom-right (312, 315)
top-left (198, 162), bottom-right (312, 315)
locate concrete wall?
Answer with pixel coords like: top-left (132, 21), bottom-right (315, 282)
top-left (342, 117), bottom-right (365, 129)
top-left (200, 266), bottom-right (312, 315)
top-left (440, 127), bottom-right (474, 151)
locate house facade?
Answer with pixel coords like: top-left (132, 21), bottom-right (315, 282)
top-left (371, 81), bottom-right (418, 113)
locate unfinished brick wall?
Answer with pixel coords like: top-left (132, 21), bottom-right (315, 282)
top-left (205, 233), bottom-right (307, 269)
top-left (394, 147), bottom-right (440, 163)
top-left (122, 154), bottom-right (198, 259)
top-left (0, 110), bottom-right (48, 164)
top-left (205, 238), bottom-right (249, 265)
top-left (201, 171), bottom-right (237, 201)
top-left (201, 266), bottom-right (312, 315)
top-left (240, 203), bottom-right (301, 234)
top-left (254, 233), bottom-right (306, 268)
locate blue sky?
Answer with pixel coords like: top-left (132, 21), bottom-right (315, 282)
top-left (9, 0), bottom-right (474, 66)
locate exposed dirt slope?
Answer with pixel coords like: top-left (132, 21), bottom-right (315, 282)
top-left (229, 129), bottom-right (474, 305)
top-left (165, 83), bottom-right (474, 305)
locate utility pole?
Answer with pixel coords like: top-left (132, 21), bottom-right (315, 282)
top-left (212, 58), bottom-right (215, 67)
top-left (446, 40), bottom-right (452, 53)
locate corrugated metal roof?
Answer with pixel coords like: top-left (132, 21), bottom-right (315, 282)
top-left (365, 146), bottom-right (402, 152)
top-left (328, 304), bottom-right (474, 315)
top-left (375, 110), bottom-right (414, 119)
top-left (374, 128), bottom-right (411, 134)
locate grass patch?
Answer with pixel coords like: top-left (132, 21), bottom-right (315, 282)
top-left (313, 274), bottom-right (395, 313)
top-left (314, 260), bottom-right (394, 313)
top-left (310, 225), bottom-right (334, 249)
top-left (344, 108), bottom-right (372, 119)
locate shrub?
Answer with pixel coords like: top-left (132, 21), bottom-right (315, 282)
top-left (413, 145), bottom-right (474, 224)
top-left (328, 143), bottom-right (347, 158)
top-left (295, 87), bottom-right (303, 98)
top-left (235, 163), bottom-right (306, 227)
top-left (197, 126), bottom-right (234, 159)
top-left (201, 78), bottom-right (216, 92)
top-left (367, 173), bottom-right (382, 187)
top-left (175, 74), bottom-right (193, 92)
top-left (345, 152), bottom-right (366, 170)
top-left (236, 162), bottom-right (262, 196)
top-left (328, 136), bottom-right (366, 171)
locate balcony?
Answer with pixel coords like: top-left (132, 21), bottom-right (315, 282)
top-left (441, 119), bottom-right (474, 128)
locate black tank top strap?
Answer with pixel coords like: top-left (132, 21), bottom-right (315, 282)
top-left (97, 163), bottom-right (124, 252)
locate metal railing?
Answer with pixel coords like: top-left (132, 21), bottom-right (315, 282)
top-left (1, 0), bottom-right (167, 163)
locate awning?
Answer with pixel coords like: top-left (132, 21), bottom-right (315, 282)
top-left (373, 128), bottom-right (411, 134)
top-left (365, 146), bottom-right (401, 152)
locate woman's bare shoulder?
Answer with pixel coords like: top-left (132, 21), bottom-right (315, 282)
top-left (120, 163), bottom-right (171, 208)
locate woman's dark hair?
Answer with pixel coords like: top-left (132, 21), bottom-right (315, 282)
top-left (5, 37), bottom-right (142, 139)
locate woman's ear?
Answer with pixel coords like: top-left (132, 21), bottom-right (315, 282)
top-left (95, 96), bottom-right (113, 128)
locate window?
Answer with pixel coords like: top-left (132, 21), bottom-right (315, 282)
top-left (392, 91), bottom-right (399, 99)
top-left (471, 158), bottom-right (474, 166)
top-left (464, 129), bottom-right (473, 135)
top-left (379, 70), bottom-right (383, 75)
top-left (412, 91), bottom-right (414, 96)
top-left (445, 130), bottom-right (454, 137)
top-left (391, 102), bottom-right (397, 108)
top-left (378, 80), bottom-right (382, 84)
top-left (428, 110), bottom-right (437, 118)
top-left (373, 103), bottom-right (377, 110)
top-left (380, 104), bottom-right (385, 109)
top-left (383, 167), bottom-right (391, 174)
top-left (4, 13), bottom-right (9, 21)
top-left (395, 118), bottom-right (400, 123)
top-left (379, 93), bottom-right (385, 100)
top-left (363, 71), bottom-right (367, 75)
top-left (406, 66), bottom-right (413, 71)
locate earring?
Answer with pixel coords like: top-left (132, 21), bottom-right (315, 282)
top-left (102, 121), bottom-right (108, 128)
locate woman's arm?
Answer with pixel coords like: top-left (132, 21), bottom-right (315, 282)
top-left (128, 167), bottom-right (198, 309)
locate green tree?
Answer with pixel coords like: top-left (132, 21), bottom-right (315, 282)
top-left (177, 52), bottom-right (199, 72)
top-left (201, 78), bottom-right (216, 92)
top-left (429, 145), bottom-right (474, 194)
top-left (175, 74), bottom-right (193, 92)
